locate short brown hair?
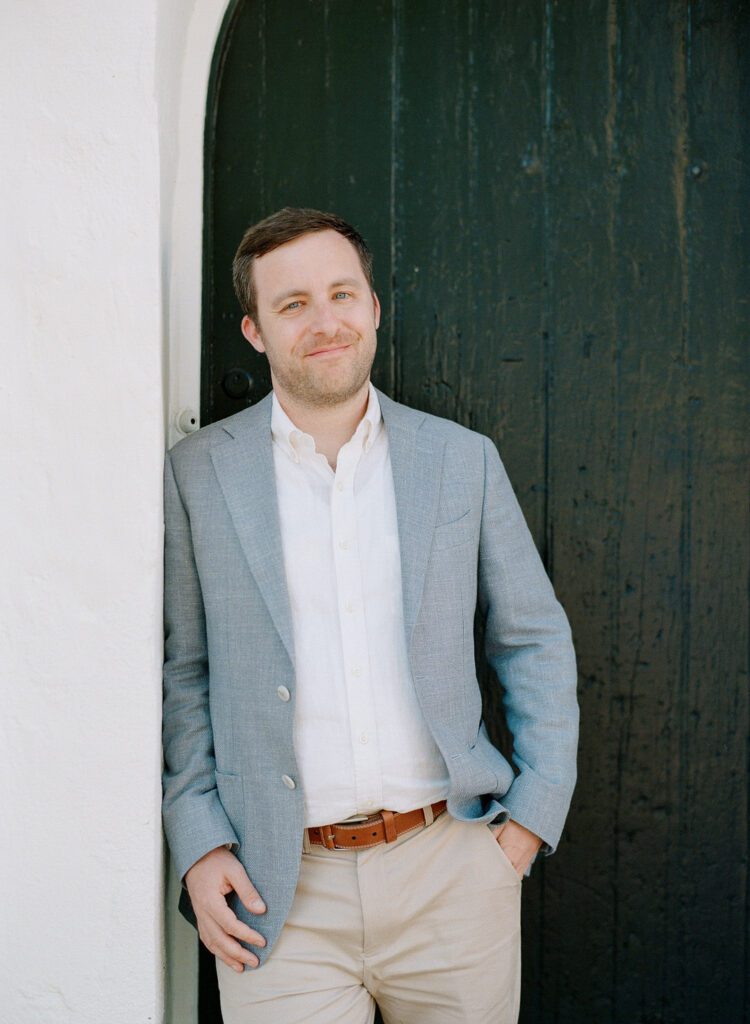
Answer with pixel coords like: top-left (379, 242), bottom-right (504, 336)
top-left (232, 207), bottom-right (375, 324)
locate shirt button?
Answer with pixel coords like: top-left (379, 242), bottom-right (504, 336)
top-left (359, 732), bottom-right (369, 745)
top-left (350, 666), bottom-right (361, 677)
top-left (344, 600), bottom-right (354, 613)
top-left (336, 481), bottom-right (344, 492)
top-left (281, 775), bottom-right (296, 789)
top-left (338, 539), bottom-right (349, 550)
top-left (277, 685), bottom-right (291, 702)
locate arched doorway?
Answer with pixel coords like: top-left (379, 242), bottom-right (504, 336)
top-left (197, 2), bottom-right (750, 1022)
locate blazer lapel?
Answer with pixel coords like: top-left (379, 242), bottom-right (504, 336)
top-left (377, 388), bottom-right (445, 650)
top-left (209, 393), bottom-right (296, 667)
top-left (207, 386), bottom-right (444, 665)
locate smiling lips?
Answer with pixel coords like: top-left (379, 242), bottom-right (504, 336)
top-left (306, 343), bottom-right (352, 358)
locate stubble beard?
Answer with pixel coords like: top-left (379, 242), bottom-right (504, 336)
top-left (265, 330), bottom-right (376, 409)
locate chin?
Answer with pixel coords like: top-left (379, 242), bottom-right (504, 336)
top-left (305, 375), bottom-right (369, 406)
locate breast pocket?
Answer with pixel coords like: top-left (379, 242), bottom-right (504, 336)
top-left (431, 508), bottom-right (474, 552)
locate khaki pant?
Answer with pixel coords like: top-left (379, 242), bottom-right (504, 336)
top-left (216, 809), bottom-right (522, 1023)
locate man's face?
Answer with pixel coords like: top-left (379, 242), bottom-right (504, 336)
top-left (241, 229), bottom-right (381, 408)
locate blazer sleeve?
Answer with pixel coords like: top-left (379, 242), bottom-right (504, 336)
top-left (477, 435), bottom-right (579, 853)
top-left (161, 449), bottom-right (239, 884)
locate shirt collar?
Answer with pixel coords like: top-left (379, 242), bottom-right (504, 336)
top-left (271, 382), bottom-right (382, 465)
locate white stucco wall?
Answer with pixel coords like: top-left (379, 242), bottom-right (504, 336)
top-left (0, 2), bottom-right (226, 1020)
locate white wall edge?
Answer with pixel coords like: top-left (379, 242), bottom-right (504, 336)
top-left (167, 0), bottom-right (232, 450)
top-left (163, 4), bottom-right (230, 1022)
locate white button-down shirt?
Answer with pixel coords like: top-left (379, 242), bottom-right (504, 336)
top-left (270, 382), bottom-right (450, 827)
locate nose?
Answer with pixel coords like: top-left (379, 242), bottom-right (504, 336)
top-left (308, 299), bottom-right (340, 338)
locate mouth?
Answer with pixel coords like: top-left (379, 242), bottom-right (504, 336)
top-left (306, 344), bottom-right (352, 358)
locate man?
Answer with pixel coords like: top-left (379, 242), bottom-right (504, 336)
top-left (162, 207), bottom-right (578, 1023)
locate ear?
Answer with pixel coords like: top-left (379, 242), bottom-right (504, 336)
top-left (371, 291), bottom-right (381, 330)
top-left (241, 315), bottom-right (265, 353)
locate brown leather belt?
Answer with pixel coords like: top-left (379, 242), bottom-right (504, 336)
top-left (307, 800), bottom-right (447, 851)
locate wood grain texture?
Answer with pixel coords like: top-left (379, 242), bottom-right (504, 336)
top-left (201, 2), bottom-right (749, 1021)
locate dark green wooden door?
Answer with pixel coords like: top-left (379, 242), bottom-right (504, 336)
top-left (200, 2), bottom-right (749, 1021)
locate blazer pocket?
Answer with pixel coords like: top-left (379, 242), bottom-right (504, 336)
top-left (431, 509), bottom-right (474, 552)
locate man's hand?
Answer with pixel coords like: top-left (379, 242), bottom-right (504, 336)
top-left (184, 846), bottom-right (267, 972)
top-left (489, 818), bottom-right (542, 879)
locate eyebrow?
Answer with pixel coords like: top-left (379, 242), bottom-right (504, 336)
top-left (270, 278), bottom-right (362, 307)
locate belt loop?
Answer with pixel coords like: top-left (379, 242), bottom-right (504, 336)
top-left (422, 803), bottom-right (435, 827)
top-left (381, 809), bottom-right (398, 843)
top-left (302, 828), bottom-right (311, 854)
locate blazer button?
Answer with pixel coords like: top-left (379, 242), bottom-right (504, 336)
top-left (277, 685), bottom-right (291, 702)
top-left (281, 774), bottom-right (296, 789)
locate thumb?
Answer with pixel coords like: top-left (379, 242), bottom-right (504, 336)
top-left (227, 858), bottom-right (266, 914)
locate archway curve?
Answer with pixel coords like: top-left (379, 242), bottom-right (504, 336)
top-left (165, 0), bottom-right (235, 452)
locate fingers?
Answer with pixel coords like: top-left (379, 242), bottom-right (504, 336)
top-left (214, 902), bottom-right (267, 948)
top-left (202, 925), bottom-right (261, 972)
top-left (488, 823), bottom-right (527, 878)
top-left (493, 818), bottom-right (541, 878)
top-left (186, 848), bottom-right (268, 972)
top-left (496, 836), bottom-right (528, 879)
top-left (227, 860), bottom-right (266, 915)
top-left (200, 901), bottom-right (266, 973)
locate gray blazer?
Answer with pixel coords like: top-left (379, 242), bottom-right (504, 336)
top-left (162, 387), bottom-right (578, 966)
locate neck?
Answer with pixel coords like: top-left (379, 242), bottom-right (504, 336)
top-left (273, 380), bottom-right (371, 470)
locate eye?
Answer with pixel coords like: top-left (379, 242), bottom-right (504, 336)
top-left (283, 300), bottom-right (302, 311)
top-left (333, 291), bottom-right (351, 300)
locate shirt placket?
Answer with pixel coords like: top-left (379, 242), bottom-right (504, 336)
top-left (330, 433), bottom-right (383, 815)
